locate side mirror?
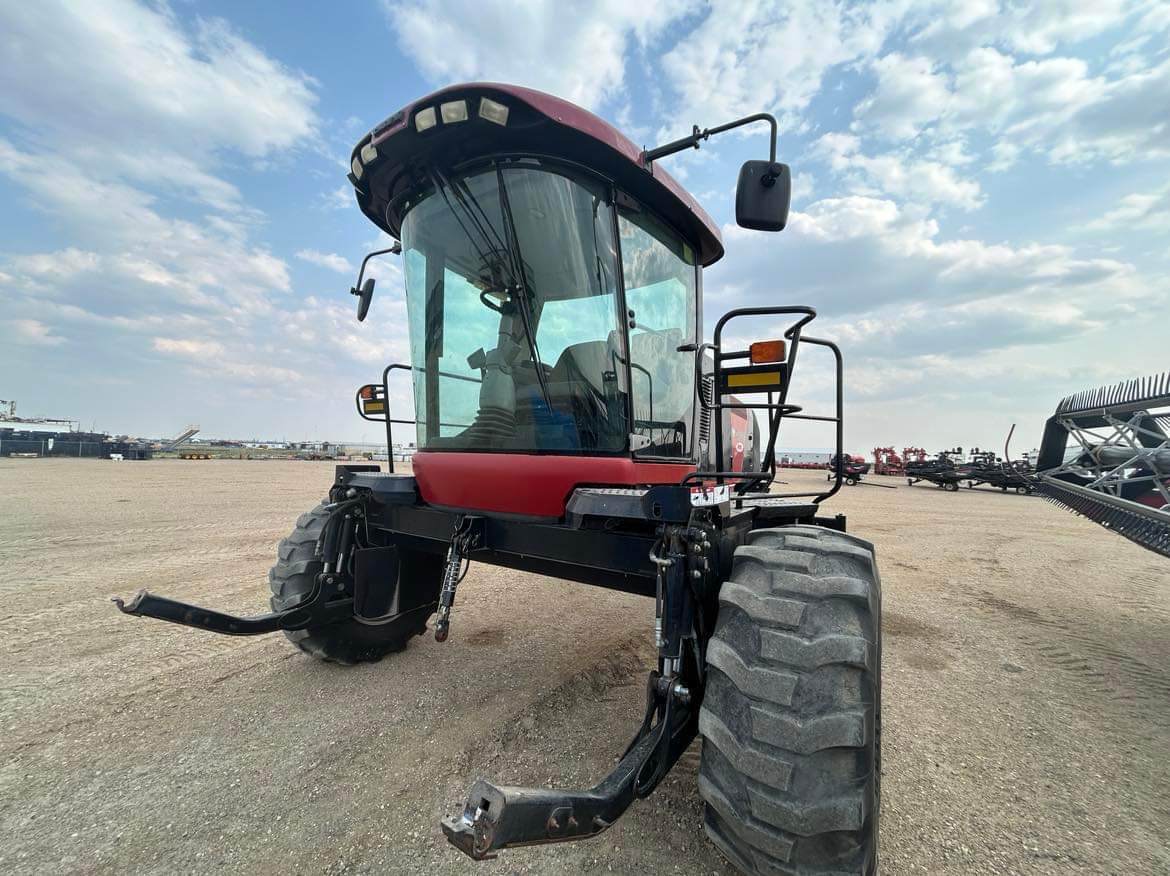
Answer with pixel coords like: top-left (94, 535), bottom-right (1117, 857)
top-left (347, 244), bottom-right (400, 322)
top-left (355, 277), bottom-right (375, 322)
top-left (736, 161), bottom-right (791, 231)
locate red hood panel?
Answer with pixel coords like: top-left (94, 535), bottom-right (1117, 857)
top-left (411, 452), bottom-right (696, 518)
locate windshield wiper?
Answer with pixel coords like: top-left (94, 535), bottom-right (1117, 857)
top-left (493, 166), bottom-right (556, 415)
top-left (427, 166), bottom-right (500, 286)
top-left (424, 163), bottom-right (557, 417)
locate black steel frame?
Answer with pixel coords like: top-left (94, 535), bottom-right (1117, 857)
top-left (697, 305), bottom-right (844, 502)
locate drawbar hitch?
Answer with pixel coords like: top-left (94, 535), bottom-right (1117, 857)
top-left (442, 522), bottom-right (706, 860)
top-left (112, 495), bottom-right (367, 635)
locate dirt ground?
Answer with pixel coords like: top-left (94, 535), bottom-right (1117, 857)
top-left (1, 459), bottom-right (1167, 874)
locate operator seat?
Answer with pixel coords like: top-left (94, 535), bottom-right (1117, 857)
top-left (543, 336), bottom-right (626, 450)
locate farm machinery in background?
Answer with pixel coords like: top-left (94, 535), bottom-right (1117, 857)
top-left (114, 84), bottom-right (881, 874)
top-left (902, 447), bottom-right (926, 468)
top-left (826, 453), bottom-right (899, 490)
top-left (827, 452), bottom-right (870, 485)
top-left (962, 430), bottom-right (1037, 494)
top-left (966, 458), bottom-right (1036, 494)
top-left (161, 424), bottom-right (200, 452)
top-left (1036, 373), bottom-right (1170, 558)
top-left (905, 447), bottom-right (970, 491)
top-left (903, 433), bottom-right (1037, 495)
top-left (871, 446), bottom-right (904, 476)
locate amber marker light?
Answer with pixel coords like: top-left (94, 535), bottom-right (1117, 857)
top-left (749, 340), bottom-right (786, 364)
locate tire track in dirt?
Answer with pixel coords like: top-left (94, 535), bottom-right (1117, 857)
top-left (973, 591), bottom-right (1170, 712)
top-left (1114, 572), bottom-right (1170, 623)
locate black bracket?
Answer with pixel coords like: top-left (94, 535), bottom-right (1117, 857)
top-left (112, 581), bottom-right (353, 636)
top-left (441, 670), bottom-right (695, 860)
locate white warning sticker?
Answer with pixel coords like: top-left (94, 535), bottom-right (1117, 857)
top-left (689, 484), bottom-right (732, 506)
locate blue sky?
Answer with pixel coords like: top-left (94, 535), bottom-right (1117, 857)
top-left (1, 1), bottom-right (1168, 453)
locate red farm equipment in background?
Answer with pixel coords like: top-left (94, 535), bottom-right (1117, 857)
top-left (903, 446), bottom-right (926, 466)
top-left (827, 452), bottom-right (871, 486)
top-left (872, 446), bottom-right (904, 476)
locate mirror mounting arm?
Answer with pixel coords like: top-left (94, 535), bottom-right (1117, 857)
top-left (352, 242), bottom-right (402, 291)
top-left (640, 112), bottom-right (778, 170)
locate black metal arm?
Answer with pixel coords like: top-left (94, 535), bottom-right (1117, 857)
top-left (641, 113), bottom-right (778, 167)
top-left (376, 362), bottom-right (480, 471)
top-left (354, 244), bottom-right (400, 289)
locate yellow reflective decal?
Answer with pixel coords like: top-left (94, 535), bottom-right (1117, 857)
top-left (362, 400), bottom-right (386, 414)
top-left (727, 371), bottom-right (782, 388)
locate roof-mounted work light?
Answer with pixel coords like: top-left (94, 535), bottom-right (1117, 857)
top-left (440, 100), bottom-right (468, 123)
top-left (414, 106), bottom-right (438, 132)
top-left (478, 97), bottom-right (509, 126)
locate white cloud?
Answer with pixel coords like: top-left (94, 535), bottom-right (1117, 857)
top-left (812, 133), bottom-right (983, 209)
top-left (659, 0), bottom-right (909, 132)
top-left (1079, 186), bottom-right (1170, 232)
top-left (151, 335), bottom-right (306, 385)
top-left (282, 297), bottom-right (411, 365)
top-left (853, 53), bottom-right (952, 140)
top-left (908, 0), bottom-right (1134, 61)
top-left (704, 192), bottom-right (1164, 450)
top-left (7, 248), bottom-right (102, 280)
top-left (7, 318), bottom-right (66, 346)
top-left (711, 195), bottom-right (1151, 321)
top-left (384, 0), bottom-right (694, 111)
top-left (152, 337), bottom-right (226, 359)
top-left (0, 2), bottom-right (318, 160)
top-left (0, 3), bottom-right (315, 406)
top-left (0, 141), bottom-right (291, 320)
top-left (0, 0), bottom-right (313, 329)
top-left (322, 184), bottom-right (355, 211)
top-left (0, 163), bottom-right (292, 318)
top-left (854, 41), bottom-right (1170, 166)
top-left (295, 249), bottom-right (353, 273)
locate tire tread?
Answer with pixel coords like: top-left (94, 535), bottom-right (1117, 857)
top-left (698, 526), bottom-right (881, 874)
top-left (267, 501), bottom-right (430, 664)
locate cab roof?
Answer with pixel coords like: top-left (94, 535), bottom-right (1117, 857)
top-left (348, 83), bottom-right (724, 267)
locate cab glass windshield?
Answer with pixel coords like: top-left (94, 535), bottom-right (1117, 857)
top-left (400, 162), bottom-right (629, 452)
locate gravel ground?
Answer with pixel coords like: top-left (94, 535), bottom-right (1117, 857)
top-left (1, 458), bottom-right (1167, 874)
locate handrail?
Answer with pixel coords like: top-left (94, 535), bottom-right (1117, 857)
top-left (379, 363), bottom-right (483, 472)
top-left (696, 306), bottom-right (844, 502)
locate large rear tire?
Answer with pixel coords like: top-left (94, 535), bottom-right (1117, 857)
top-left (268, 502), bottom-right (442, 664)
top-left (698, 525), bottom-right (881, 874)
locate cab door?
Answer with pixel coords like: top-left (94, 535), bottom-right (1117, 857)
top-left (617, 209), bottom-right (699, 460)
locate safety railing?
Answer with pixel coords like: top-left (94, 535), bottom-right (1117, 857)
top-left (352, 363), bottom-right (481, 473)
top-left (684, 306), bottom-right (844, 504)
